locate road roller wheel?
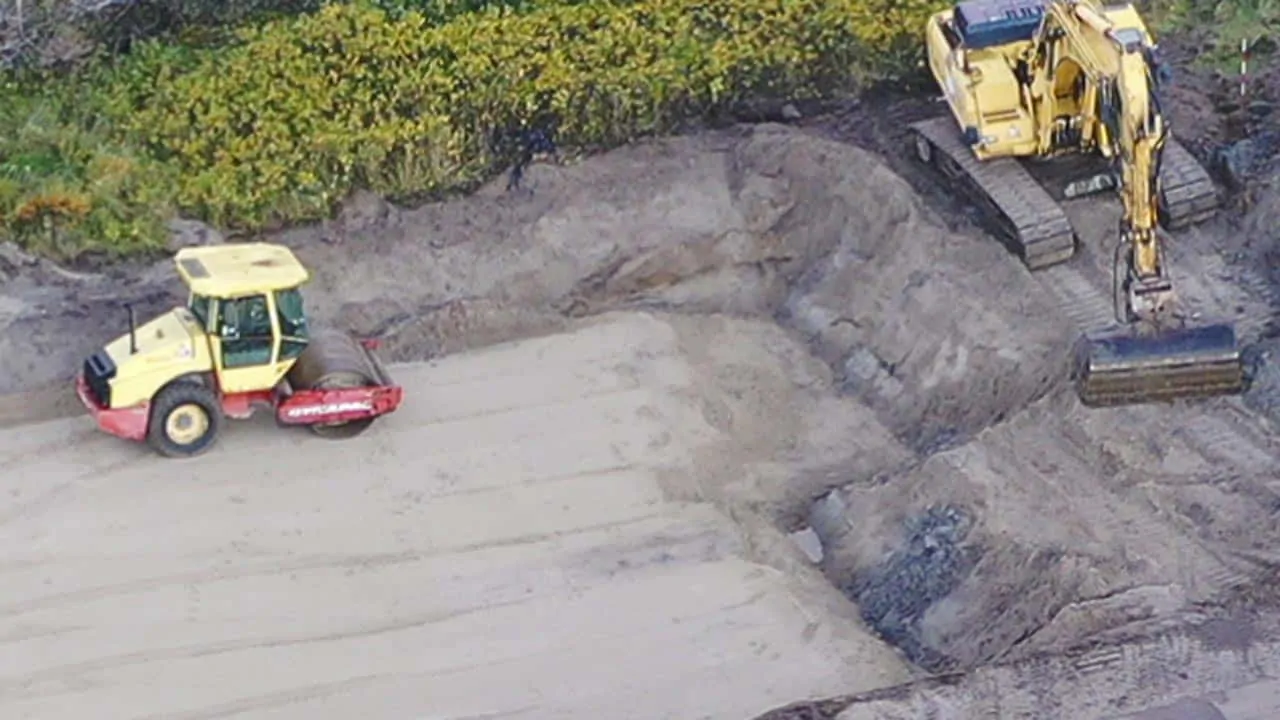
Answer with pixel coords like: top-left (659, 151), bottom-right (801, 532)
top-left (287, 329), bottom-right (381, 440)
top-left (307, 369), bottom-right (376, 439)
top-left (147, 382), bottom-right (223, 457)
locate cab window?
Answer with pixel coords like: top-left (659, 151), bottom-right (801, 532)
top-left (274, 288), bottom-right (310, 361)
top-left (189, 294), bottom-right (214, 330)
top-left (218, 294), bottom-right (274, 368)
top-left (274, 288), bottom-right (308, 338)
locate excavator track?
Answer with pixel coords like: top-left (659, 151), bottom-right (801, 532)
top-left (908, 115), bottom-right (1243, 408)
top-left (909, 116), bottom-right (1077, 270)
top-left (1158, 138), bottom-right (1220, 230)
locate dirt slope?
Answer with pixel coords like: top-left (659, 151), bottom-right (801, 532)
top-left (5, 107), bottom-right (1280, 720)
top-left (0, 124), bottom-right (1074, 434)
top-left (0, 312), bottom-right (912, 720)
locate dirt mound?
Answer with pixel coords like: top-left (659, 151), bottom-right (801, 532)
top-left (0, 124), bottom-right (1072, 427)
top-left (774, 139), bottom-right (1075, 451)
top-left (810, 386), bottom-right (1280, 673)
top-left (659, 312), bottom-right (916, 526)
top-left (10, 110), bottom-right (1280, 714)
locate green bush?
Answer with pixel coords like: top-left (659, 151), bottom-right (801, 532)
top-left (1, 0), bottom-right (946, 259)
top-left (1141, 0), bottom-right (1280, 71)
top-left (0, 75), bottom-right (178, 259)
top-left (125, 0), bottom-right (944, 229)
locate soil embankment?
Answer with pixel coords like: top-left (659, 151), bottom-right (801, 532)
top-left (6, 112), bottom-right (1280, 719)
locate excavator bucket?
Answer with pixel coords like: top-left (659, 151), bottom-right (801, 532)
top-left (1073, 323), bottom-right (1246, 407)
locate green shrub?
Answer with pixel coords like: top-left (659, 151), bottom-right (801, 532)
top-left (1, 0), bottom-right (945, 258)
top-left (1141, 0), bottom-right (1280, 71)
top-left (0, 75), bottom-right (178, 259)
top-left (125, 0), bottom-right (944, 229)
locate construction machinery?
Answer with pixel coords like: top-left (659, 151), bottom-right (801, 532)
top-left (910, 0), bottom-right (1246, 406)
top-left (76, 242), bottom-right (404, 458)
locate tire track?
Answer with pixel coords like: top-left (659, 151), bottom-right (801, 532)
top-left (2, 597), bottom-right (534, 694)
top-left (132, 675), bottom-right (387, 720)
top-left (1036, 261), bottom-right (1121, 335)
top-left (0, 513), bottom-right (670, 619)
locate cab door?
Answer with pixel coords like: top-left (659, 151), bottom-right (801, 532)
top-left (211, 292), bottom-right (286, 394)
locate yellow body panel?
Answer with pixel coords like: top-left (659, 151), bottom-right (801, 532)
top-left (175, 243), bottom-right (310, 299)
top-left (924, 0), bottom-right (1166, 281)
top-left (209, 344), bottom-right (297, 394)
top-left (925, 2), bottom-right (1156, 161)
top-left (103, 308), bottom-right (214, 408)
top-left (926, 9), bottom-right (1040, 161)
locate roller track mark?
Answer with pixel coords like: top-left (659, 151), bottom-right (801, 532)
top-left (0, 453), bottom-right (148, 528)
top-left (132, 675), bottom-right (387, 720)
top-left (0, 513), bottom-right (666, 619)
top-left (0, 482), bottom-right (76, 528)
top-left (0, 551), bottom-right (420, 619)
top-left (0, 427), bottom-right (109, 473)
top-left (12, 585), bottom-right (772, 701)
top-left (0, 623), bottom-right (83, 645)
top-left (3, 598), bottom-right (534, 694)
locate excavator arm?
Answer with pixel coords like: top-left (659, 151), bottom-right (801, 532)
top-left (1026, 0), bottom-right (1171, 322)
top-left (1025, 0), bottom-right (1245, 405)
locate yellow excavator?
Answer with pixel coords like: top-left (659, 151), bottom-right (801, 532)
top-left (910, 0), bottom-right (1246, 406)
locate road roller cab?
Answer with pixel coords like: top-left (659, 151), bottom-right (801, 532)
top-left (76, 242), bottom-right (404, 458)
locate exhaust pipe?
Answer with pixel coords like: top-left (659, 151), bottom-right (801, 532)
top-left (125, 302), bottom-right (137, 355)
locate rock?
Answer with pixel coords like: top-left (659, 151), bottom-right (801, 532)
top-left (0, 295), bottom-right (25, 331)
top-left (167, 218), bottom-right (225, 252)
top-left (781, 103), bottom-right (803, 121)
top-left (1215, 139), bottom-right (1256, 189)
top-left (838, 504), bottom-right (978, 671)
top-left (788, 527), bottom-right (824, 563)
top-left (337, 190), bottom-right (398, 234)
top-left (0, 242), bottom-right (37, 269)
top-left (0, 242), bottom-right (37, 283)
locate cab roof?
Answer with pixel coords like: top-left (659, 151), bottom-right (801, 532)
top-left (173, 242), bottom-right (310, 298)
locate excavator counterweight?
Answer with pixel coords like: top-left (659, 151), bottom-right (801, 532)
top-left (914, 0), bottom-right (1246, 408)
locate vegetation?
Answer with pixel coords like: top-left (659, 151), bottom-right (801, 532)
top-left (1143, 0), bottom-right (1280, 71)
top-left (2, 0), bottom-right (1264, 261)
top-left (0, 0), bottom-right (945, 260)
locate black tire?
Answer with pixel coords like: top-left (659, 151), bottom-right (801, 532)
top-left (147, 382), bottom-right (223, 458)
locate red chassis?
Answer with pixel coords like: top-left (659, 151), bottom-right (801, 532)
top-left (76, 361), bottom-right (403, 444)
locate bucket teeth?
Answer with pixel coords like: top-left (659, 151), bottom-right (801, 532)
top-left (1073, 323), bottom-right (1246, 407)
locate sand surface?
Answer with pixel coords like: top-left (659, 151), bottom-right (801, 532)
top-left (0, 312), bottom-right (909, 720)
